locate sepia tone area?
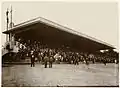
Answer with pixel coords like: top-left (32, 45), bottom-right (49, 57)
top-left (2, 16), bottom-right (119, 87)
top-left (1, 2), bottom-right (119, 87)
top-left (2, 64), bottom-right (119, 87)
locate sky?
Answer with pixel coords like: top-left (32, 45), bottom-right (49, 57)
top-left (1, 1), bottom-right (119, 51)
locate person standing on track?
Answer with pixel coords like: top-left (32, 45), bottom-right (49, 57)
top-left (44, 54), bottom-right (49, 68)
top-left (74, 53), bottom-right (79, 65)
top-left (84, 53), bottom-right (90, 69)
top-left (30, 50), bottom-right (35, 67)
top-left (49, 55), bottom-right (53, 68)
top-left (103, 57), bottom-right (107, 66)
top-left (38, 52), bottom-right (41, 63)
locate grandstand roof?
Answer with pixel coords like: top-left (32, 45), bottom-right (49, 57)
top-left (3, 17), bottom-right (115, 52)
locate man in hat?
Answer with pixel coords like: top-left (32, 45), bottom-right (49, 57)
top-left (44, 54), bottom-right (49, 68)
top-left (49, 55), bottom-right (53, 68)
top-left (30, 50), bottom-right (35, 67)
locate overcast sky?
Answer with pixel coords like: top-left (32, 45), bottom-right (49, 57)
top-left (1, 1), bottom-right (119, 50)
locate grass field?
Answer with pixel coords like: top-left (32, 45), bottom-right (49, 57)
top-left (2, 63), bottom-right (119, 87)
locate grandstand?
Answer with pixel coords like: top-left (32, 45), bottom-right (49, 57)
top-left (2, 16), bottom-right (119, 64)
top-left (3, 17), bottom-right (115, 52)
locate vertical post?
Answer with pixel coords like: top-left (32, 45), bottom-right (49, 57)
top-left (10, 33), bottom-right (12, 49)
top-left (9, 34), bottom-right (10, 41)
top-left (6, 8), bottom-right (9, 42)
top-left (9, 6), bottom-right (14, 49)
top-left (12, 34), bottom-right (15, 49)
top-left (10, 6), bottom-right (13, 28)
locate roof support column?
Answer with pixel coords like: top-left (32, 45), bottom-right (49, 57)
top-left (9, 33), bottom-right (15, 49)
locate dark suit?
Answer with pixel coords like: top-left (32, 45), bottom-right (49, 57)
top-left (49, 56), bottom-right (53, 68)
top-left (31, 54), bottom-right (35, 67)
top-left (44, 56), bottom-right (49, 68)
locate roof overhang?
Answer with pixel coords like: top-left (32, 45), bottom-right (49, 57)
top-left (3, 17), bottom-right (115, 52)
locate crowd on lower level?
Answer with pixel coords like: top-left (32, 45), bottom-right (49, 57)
top-left (15, 40), bottom-right (118, 64)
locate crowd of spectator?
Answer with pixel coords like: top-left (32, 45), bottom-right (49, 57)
top-left (15, 39), bottom-right (118, 65)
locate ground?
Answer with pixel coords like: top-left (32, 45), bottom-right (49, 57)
top-left (2, 63), bottom-right (119, 87)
